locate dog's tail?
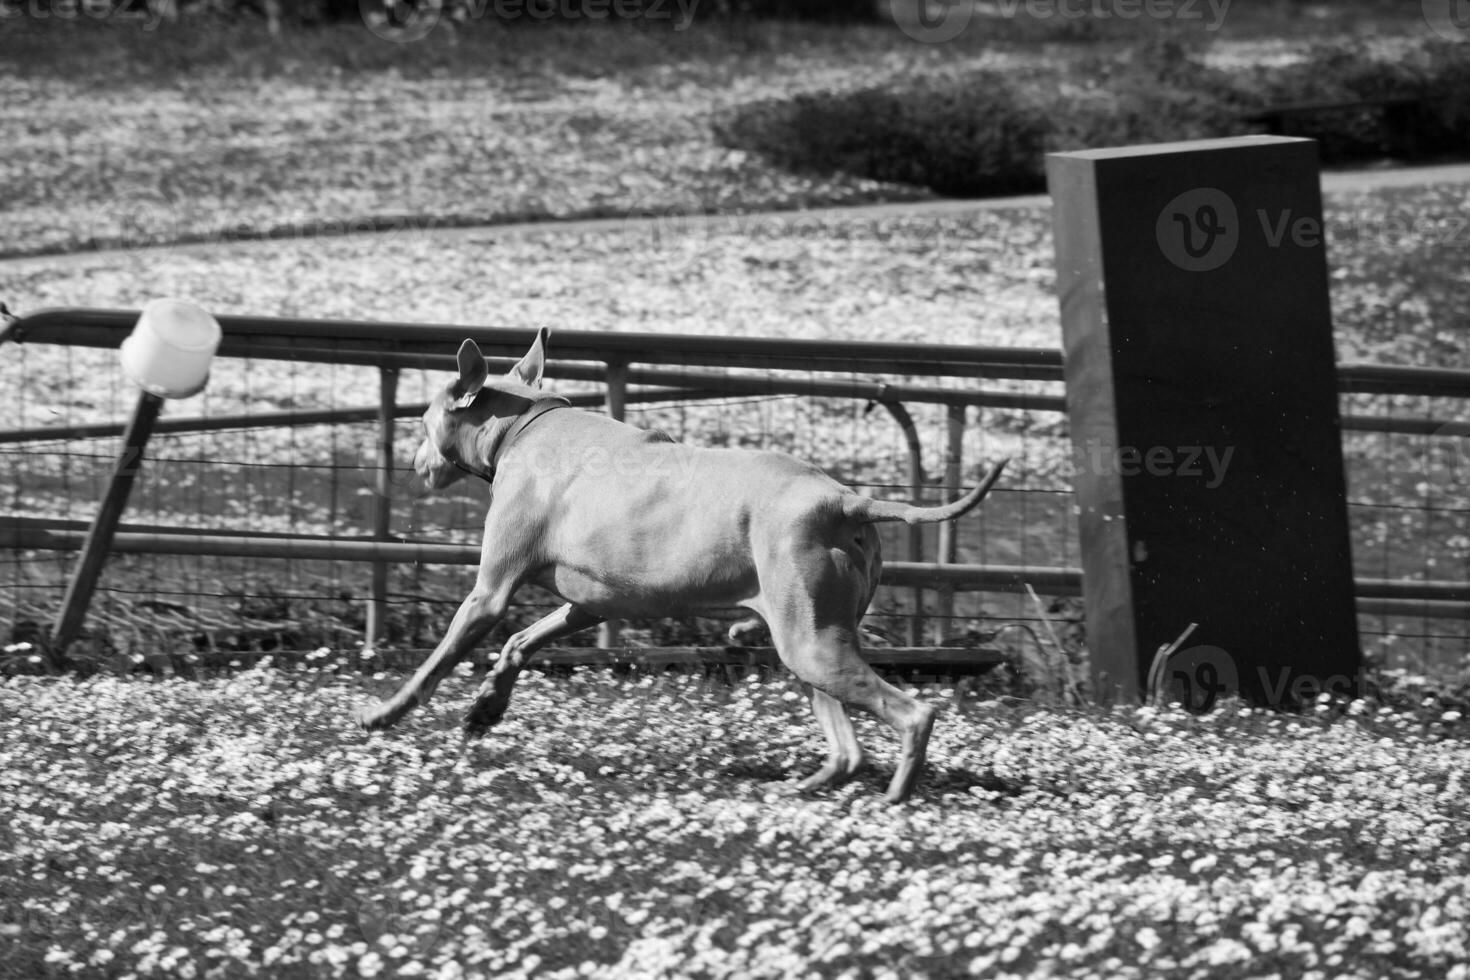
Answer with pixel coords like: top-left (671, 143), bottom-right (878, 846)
top-left (843, 458), bottom-right (1009, 526)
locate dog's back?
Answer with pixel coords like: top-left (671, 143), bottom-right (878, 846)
top-left (499, 417), bottom-right (876, 617)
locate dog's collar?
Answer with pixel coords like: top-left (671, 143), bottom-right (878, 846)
top-left (452, 396), bottom-right (571, 484)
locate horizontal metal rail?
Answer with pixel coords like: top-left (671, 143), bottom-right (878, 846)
top-left (203, 345), bottom-right (1065, 384)
top-left (1336, 363), bottom-right (1470, 398)
top-left (1339, 415), bottom-right (1470, 437)
top-left (0, 373), bottom-right (1068, 446)
top-left (10, 307), bottom-right (1470, 397)
top-left (0, 516), bottom-right (1074, 595)
top-left (5, 518), bottom-right (1468, 611)
top-left (528, 646), bottom-right (1007, 671)
top-left (1357, 598), bottom-right (1470, 621)
top-left (0, 514), bottom-right (379, 541)
top-left (139, 645), bottom-right (1007, 673)
top-left (0, 405), bottom-right (400, 444)
top-left (0, 387), bottom-right (728, 445)
top-left (0, 516), bottom-right (1053, 589)
top-left (5, 401), bottom-right (1461, 446)
top-left (3, 308), bottom-right (1066, 380)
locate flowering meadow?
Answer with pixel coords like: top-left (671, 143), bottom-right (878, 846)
top-left (3, 661), bottom-right (1468, 979)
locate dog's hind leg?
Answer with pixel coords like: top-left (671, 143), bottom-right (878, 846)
top-left (869, 684), bottom-right (937, 804)
top-left (355, 581), bottom-right (515, 731)
top-left (776, 628), bottom-right (935, 804)
top-left (760, 535), bottom-right (935, 803)
top-left (791, 687), bottom-right (865, 794)
top-left (464, 603), bottom-right (603, 736)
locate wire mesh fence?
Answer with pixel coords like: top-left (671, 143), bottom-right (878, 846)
top-left (3, 309), bottom-right (1467, 677)
top-left (1340, 387), bottom-right (1470, 673)
top-left (0, 312), bottom-right (1073, 672)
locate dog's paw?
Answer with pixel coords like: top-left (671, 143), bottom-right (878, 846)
top-left (461, 708), bottom-right (504, 738)
top-left (354, 704), bottom-right (394, 731)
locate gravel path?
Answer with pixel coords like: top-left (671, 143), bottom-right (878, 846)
top-left (3, 161), bottom-right (1468, 276)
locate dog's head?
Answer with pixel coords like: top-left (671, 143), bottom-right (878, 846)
top-left (414, 329), bottom-right (548, 491)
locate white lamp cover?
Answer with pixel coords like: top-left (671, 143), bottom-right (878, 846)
top-left (119, 298), bottom-right (222, 399)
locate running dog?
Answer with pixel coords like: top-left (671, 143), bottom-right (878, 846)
top-left (355, 330), bottom-right (1006, 802)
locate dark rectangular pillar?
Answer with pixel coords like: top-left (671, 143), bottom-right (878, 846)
top-left (1048, 136), bottom-right (1361, 707)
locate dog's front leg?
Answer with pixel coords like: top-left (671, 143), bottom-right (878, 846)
top-left (355, 583), bottom-right (513, 731)
top-left (465, 602), bottom-right (603, 736)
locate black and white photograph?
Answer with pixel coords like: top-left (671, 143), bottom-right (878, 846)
top-left (2, 0), bottom-right (1468, 977)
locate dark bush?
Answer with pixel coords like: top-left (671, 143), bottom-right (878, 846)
top-left (1359, 40), bottom-right (1470, 158)
top-left (711, 0), bottom-right (882, 20)
top-left (717, 38), bottom-right (1470, 199)
top-left (1046, 38), bottom-right (1251, 152)
top-left (473, 0), bottom-right (882, 24)
top-left (1224, 40), bottom-right (1470, 160)
top-left (1429, 46), bottom-right (1470, 152)
top-left (715, 72), bottom-right (1051, 197)
top-left (1244, 41), bottom-right (1432, 160)
top-left (716, 42), bottom-right (1245, 198)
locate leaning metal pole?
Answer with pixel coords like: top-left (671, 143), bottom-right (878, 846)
top-left (44, 299), bottom-right (222, 668)
top-left (49, 390), bottom-right (165, 666)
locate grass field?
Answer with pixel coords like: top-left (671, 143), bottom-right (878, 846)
top-left (0, 2), bottom-right (1445, 258)
top-left (1, 665), bottom-right (1468, 979)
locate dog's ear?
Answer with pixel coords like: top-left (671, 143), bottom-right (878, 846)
top-left (508, 327), bottom-right (548, 389)
top-left (452, 339), bottom-right (489, 409)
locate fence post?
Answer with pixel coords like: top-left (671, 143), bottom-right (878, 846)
top-left (935, 403), bottom-right (966, 638)
top-left (879, 401), bottom-right (925, 646)
top-left (49, 390), bottom-right (165, 666)
top-left (597, 359), bottom-right (628, 650)
top-left (1048, 136), bottom-right (1361, 707)
top-left (366, 367), bottom-right (398, 652)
